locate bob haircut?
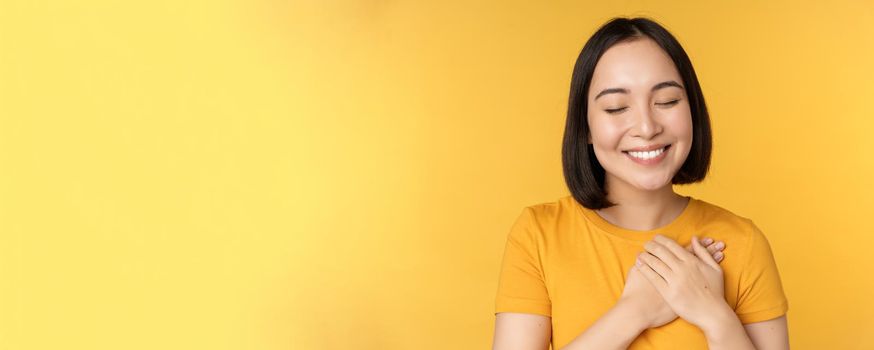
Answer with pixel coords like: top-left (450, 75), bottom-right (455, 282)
top-left (562, 17), bottom-right (713, 209)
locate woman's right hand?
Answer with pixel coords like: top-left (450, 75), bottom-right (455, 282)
top-left (618, 237), bottom-right (725, 329)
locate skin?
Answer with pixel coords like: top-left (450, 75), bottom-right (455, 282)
top-left (493, 36), bottom-right (788, 350)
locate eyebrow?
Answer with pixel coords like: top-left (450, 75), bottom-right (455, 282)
top-left (594, 80), bottom-right (685, 101)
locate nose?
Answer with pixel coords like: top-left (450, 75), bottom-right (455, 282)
top-left (630, 104), bottom-right (663, 140)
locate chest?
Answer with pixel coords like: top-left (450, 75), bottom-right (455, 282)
top-left (540, 232), bottom-right (740, 349)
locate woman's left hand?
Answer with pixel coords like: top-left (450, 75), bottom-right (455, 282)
top-left (634, 234), bottom-right (729, 330)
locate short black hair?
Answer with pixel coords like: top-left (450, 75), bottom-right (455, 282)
top-left (562, 17), bottom-right (713, 209)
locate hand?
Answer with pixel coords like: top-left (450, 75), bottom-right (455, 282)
top-left (635, 235), bottom-right (728, 330)
top-left (620, 237), bottom-right (726, 329)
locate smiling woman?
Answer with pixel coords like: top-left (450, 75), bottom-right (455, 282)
top-left (587, 37), bottom-right (696, 195)
top-left (492, 17), bottom-right (789, 350)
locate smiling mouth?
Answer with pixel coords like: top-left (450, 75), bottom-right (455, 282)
top-left (623, 144), bottom-right (671, 160)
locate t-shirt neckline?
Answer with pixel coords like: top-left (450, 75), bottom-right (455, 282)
top-left (572, 195), bottom-right (699, 242)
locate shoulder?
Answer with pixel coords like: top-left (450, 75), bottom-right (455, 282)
top-left (523, 197), bottom-right (563, 217)
top-left (519, 195), bottom-right (578, 226)
top-left (507, 196), bottom-right (577, 240)
top-left (692, 199), bottom-right (772, 262)
top-left (694, 199), bottom-right (756, 228)
top-left (694, 199), bottom-right (763, 237)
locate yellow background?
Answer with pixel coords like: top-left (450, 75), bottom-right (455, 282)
top-left (1, 0), bottom-right (872, 349)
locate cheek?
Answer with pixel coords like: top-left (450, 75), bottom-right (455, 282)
top-left (664, 111), bottom-right (694, 164)
top-left (587, 118), bottom-right (624, 148)
top-left (587, 119), bottom-right (627, 172)
top-left (664, 110), bottom-right (693, 142)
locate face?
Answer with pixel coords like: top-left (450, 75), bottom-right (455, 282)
top-left (586, 37), bottom-right (693, 192)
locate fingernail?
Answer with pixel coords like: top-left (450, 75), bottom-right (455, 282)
top-left (715, 241), bottom-right (725, 250)
top-left (715, 252), bottom-right (724, 260)
top-left (703, 237), bottom-right (713, 245)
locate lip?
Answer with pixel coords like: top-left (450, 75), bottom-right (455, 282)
top-left (623, 143), bottom-right (669, 152)
top-left (623, 144), bottom-right (671, 166)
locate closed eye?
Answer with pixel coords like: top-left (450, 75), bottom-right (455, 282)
top-left (604, 100), bottom-right (680, 114)
top-left (657, 99), bottom-right (680, 107)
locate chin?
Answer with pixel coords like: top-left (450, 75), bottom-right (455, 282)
top-left (631, 175), bottom-right (673, 191)
top-left (634, 183), bottom-right (669, 191)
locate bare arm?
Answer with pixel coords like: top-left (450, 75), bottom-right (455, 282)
top-left (492, 299), bottom-right (647, 350)
top-left (702, 306), bottom-right (789, 349)
top-left (492, 313), bottom-right (551, 350)
top-left (745, 316), bottom-right (790, 350)
top-left (557, 299), bottom-right (648, 350)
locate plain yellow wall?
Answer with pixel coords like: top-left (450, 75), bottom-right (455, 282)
top-left (1, 0), bottom-right (872, 349)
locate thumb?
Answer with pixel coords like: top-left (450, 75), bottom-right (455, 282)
top-left (692, 236), bottom-right (720, 270)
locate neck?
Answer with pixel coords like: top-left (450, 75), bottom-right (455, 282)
top-left (595, 176), bottom-right (689, 231)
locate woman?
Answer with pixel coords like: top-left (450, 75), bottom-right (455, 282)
top-left (492, 17), bottom-right (789, 349)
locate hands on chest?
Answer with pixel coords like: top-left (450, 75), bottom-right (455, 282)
top-left (619, 235), bottom-right (729, 330)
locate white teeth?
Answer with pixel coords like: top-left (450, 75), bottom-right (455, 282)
top-left (627, 146), bottom-right (666, 160)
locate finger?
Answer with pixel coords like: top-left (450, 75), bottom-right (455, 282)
top-left (637, 252), bottom-right (672, 280)
top-left (634, 263), bottom-right (668, 293)
top-left (692, 236), bottom-right (721, 270)
top-left (653, 235), bottom-right (694, 262)
top-left (707, 243), bottom-right (725, 263)
top-left (644, 240), bottom-right (683, 269)
top-left (707, 240), bottom-right (725, 255)
top-left (686, 237), bottom-right (716, 252)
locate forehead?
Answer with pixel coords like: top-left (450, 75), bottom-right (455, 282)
top-left (589, 37), bottom-right (682, 97)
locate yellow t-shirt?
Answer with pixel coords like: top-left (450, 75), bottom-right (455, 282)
top-left (494, 195), bottom-right (789, 349)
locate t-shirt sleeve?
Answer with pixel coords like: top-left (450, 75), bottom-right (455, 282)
top-left (494, 207), bottom-right (552, 317)
top-left (734, 220), bottom-right (789, 324)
